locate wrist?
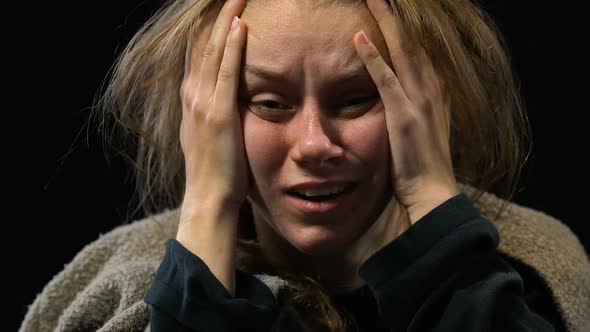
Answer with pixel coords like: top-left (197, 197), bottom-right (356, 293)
top-left (176, 195), bottom-right (240, 297)
top-left (181, 190), bottom-right (243, 219)
top-left (406, 186), bottom-right (460, 224)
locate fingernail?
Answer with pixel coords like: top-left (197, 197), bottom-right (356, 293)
top-left (231, 16), bottom-right (240, 31)
top-left (359, 30), bottom-right (370, 45)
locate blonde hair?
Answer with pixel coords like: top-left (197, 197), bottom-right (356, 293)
top-left (91, 0), bottom-right (531, 330)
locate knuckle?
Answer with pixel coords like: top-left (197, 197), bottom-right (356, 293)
top-left (181, 95), bottom-right (195, 112)
top-left (397, 111), bottom-right (418, 136)
top-left (420, 101), bottom-right (435, 118)
top-left (201, 42), bottom-right (217, 60)
top-left (217, 66), bottom-right (235, 81)
top-left (380, 71), bottom-right (399, 89)
top-left (180, 88), bottom-right (195, 109)
top-left (180, 89), bottom-right (207, 114)
top-left (180, 81), bottom-right (191, 101)
top-left (365, 48), bottom-right (381, 62)
top-left (204, 110), bottom-right (230, 129)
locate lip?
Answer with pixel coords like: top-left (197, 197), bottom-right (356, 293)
top-left (285, 181), bottom-right (354, 192)
top-left (284, 182), bottom-right (357, 215)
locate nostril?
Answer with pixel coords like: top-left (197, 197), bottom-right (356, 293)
top-left (292, 140), bottom-right (345, 166)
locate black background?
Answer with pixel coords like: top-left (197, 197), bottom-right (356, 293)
top-left (11, 1), bottom-right (587, 330)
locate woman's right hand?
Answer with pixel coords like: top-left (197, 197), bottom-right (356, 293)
top-left (180, 0), bottom-right (248, 211)
top-left (176, 0), bottom-right (248, 296)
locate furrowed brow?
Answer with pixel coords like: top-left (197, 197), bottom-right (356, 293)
top-left (242, 64), bottom-right (371, 85)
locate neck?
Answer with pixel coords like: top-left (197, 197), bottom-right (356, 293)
top-left (251, 197), bottom-right (409, 295)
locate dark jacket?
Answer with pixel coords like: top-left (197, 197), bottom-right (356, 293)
top-left (20, 186), bottom-right (590, 331)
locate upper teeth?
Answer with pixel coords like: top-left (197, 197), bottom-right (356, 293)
top-left (294, 185), bottom-right (347, 197)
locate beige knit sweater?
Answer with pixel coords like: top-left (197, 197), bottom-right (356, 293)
top-left (20, 189), bottom-right (590, 331)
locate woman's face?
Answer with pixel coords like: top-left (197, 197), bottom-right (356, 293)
top-left (239, 1), bottom-right (394, 256)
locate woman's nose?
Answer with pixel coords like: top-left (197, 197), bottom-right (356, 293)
top-left (289, 110), bottom-right (344, 168)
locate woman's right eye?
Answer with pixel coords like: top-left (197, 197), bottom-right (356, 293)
top-left (250, 100), bottom-right (289, 111)
top-left (246, 100), bottom-right (294, 122)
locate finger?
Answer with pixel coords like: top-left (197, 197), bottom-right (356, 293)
top-left (354, 30), bottom-right (409, 112)
top-left (195, 0), bottom-right (246, 97)
top-left (214, 17), bottom-right (246, 114)
top-left (183, 22), bottom-right (214, 83)
top-left (365, 0), bottom-right (417, 88)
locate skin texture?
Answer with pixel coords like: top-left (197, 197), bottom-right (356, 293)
top-left (177, 0), bottom-right (459, 295)
top-left (239, 1), bottom-right (404, 291)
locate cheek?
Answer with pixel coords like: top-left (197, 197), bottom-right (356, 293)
top-left (341, 110), bottom-right (390, 168)
top-left (243, 113), bottom-right (286, 179)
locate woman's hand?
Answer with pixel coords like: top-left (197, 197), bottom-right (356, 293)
top-left (176, 0), bottom-right (247, 296)
top-left (354, 0), bottom-right (460, 225)
top-left (180, 0), bottom-right (248, 210)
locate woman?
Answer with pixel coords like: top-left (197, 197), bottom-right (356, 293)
top-left (21, 0), bottom-right (589, 331)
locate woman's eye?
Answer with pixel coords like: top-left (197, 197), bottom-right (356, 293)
top-left (251, 100), bottom-right (289, 111)
top-left (250, 96), bottom-right (376, 111)
top-left (342, 95), bottom-right (379, 108)
top-left (343, 97), bottom-right (371, 107)
top-left (245, 95), bottom-right (379, 121)
top-left (246, 100), bottom-right (293, 122)
top-left (336, 95), bottom-right (380, 118)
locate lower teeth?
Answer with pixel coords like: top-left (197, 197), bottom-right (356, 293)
top-left (297, 191), bottom-right (343, 202)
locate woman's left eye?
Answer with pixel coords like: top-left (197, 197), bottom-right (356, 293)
top-left (342, 96), bottom-right (374, 108)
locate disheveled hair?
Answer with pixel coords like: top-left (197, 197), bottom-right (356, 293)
top-left (89, 0), bottom-right (531, 330)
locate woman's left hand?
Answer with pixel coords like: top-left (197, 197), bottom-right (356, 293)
top-left (354, 0), bottom-right (460, 225)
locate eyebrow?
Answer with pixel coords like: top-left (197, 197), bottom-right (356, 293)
top-left (242, 64), bottom-right (371, 86)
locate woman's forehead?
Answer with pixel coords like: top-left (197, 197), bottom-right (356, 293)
top-left (241, 0), bottom-right (381, 40)
top-left (239, 0), bottom-right (389, 71)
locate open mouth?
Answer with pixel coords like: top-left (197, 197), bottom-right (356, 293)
top-left (287, 184), bottom-right (356, 202)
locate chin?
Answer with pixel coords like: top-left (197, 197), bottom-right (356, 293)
top-left (249, 196), bottom-right (368, 258)
top-left (282, 223), bottom-right (354, 257)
